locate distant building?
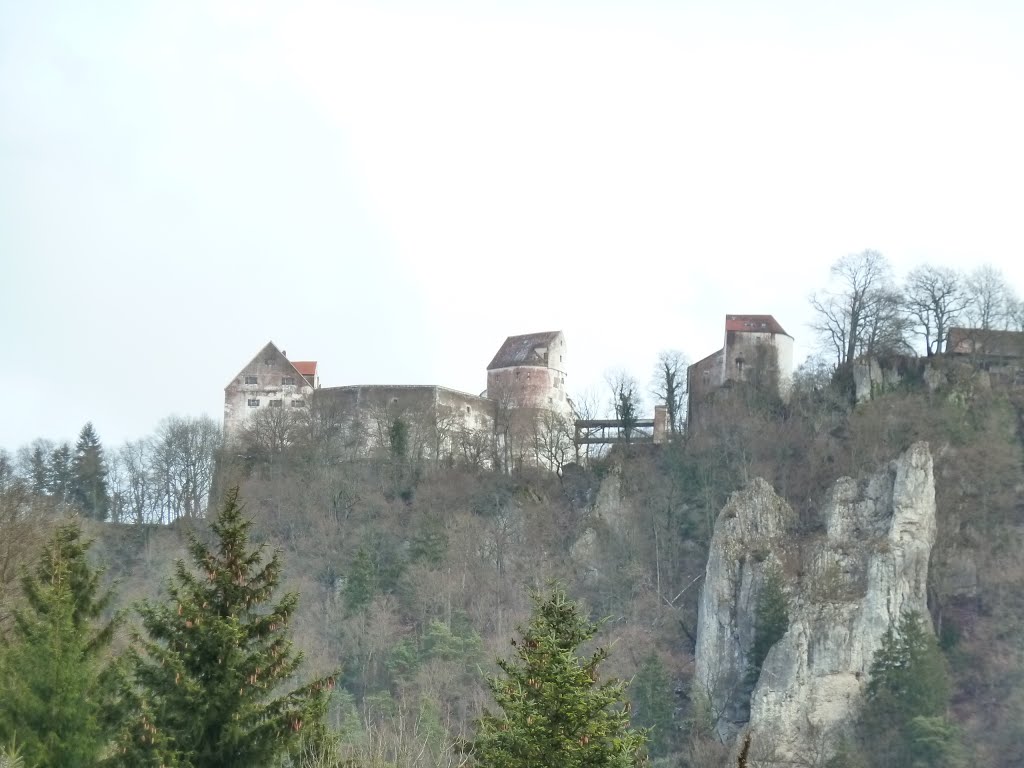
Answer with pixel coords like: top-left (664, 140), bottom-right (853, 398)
top-left (223, 332), bottom-right (570, 468)
top-left (945, 327), bottom-right (1024, 360)
top-left (223, 342), bottom-right (317, 438)
top-left (486, 331), bottom-right (570, 416)
top-left (687, 314), bottom-right (794, 431)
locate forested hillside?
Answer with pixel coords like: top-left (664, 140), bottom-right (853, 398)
top-left (3, 351), bottom-right (1022, 766)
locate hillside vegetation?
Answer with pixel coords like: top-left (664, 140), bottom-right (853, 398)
top-left (2, 358), bottom-right (1023, 766)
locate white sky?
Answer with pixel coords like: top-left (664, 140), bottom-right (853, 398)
top-left (2, 0), bottom-right (1023, 451)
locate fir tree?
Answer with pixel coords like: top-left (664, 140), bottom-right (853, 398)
top-left (472, 585), bottom-right (647, 768)
top-left (0, 524), bottom-right (120, 767)
top-left (119, 487), bottom-right (334, 768)
top-left (71, 422), bottom-right (110, 520)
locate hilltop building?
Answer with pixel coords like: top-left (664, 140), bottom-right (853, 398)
top-left (486, 331), bottom-right (570, 416)
top-left (687, 314), bottom-right (794, 431)
top-left (224, 332), bottom-right (571, 468)
top-left (945, 327), bottom-right (1024, 361)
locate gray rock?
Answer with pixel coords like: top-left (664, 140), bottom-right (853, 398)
top-left (694, 442), bottom-right (936, 765)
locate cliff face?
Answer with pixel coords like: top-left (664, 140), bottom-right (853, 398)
top-left (694, 442), bottom-right (936, 764)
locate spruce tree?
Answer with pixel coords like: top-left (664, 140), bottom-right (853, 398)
top-left (473, 585), bottom-right (647, 768)
top-left (71, 422), bottom-right (110, 520)
top-left (630, 654), bottom-right (677, 757)
top-left (48, 442), bottom-right (73, 507)
top-left (860, 611), bottom-right (959, 767)
top-left (119, 487), bottom-right (334, 768)
top-left (747, 564), bottom-right (789, 685)
top-left (0, 524), bottom-right (120, 767)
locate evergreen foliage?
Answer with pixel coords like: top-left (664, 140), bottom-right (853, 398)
top-left (48, 443), bottom-right (73, 507)
top-left (117, 487), bottom-right (335, 768)
top-left (472, 585), bottom-right (647, 767)
top-left (71, 422), bottom-right (110, 520)
top-left (0, 524), bottom-right (120, 767)
top-left (629, 654), bottom-right (676, 757)
top-left (747, 564), bottom-right (788, 684)
top-left (860, 611), bottom-right (961, 768)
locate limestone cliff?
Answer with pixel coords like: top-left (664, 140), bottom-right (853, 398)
top-left (694, 442), bottom-right (936, 764)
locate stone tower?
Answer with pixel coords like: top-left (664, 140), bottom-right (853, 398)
top-left (486, 331), bottom-right (570, 416)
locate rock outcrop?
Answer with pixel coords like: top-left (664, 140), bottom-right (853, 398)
top-left (694, 442), bottom-right (936, 764)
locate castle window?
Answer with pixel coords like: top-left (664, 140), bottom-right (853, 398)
top-left (247, 398), bottom-right (260, 407)
top-left (269, 399), bottom-right (283, 407)
top-left (466, 406), bottom-right (472, 414)
top-left (291, 399), bottom-right (306, 407)
top-left (282, 376), bottom-right (295, 386)
top-left (245, 375), bottom-right (258, 385)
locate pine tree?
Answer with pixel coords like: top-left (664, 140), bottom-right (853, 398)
top-left (71, 422), bottom-right (110, 520)
top-left (118, 487), bottom-right (334, 768)
top-left (0, 524), bottom-right (120, 767)
top-left (472, 585), bottom-right (647, 768)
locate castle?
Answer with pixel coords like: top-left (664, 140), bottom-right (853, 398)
top-left (224, 316), bottom-right (802, 461)
top-left (224, 332), bottom-right (572, 467)
top-left (686, 314), bottom-right (794, 431)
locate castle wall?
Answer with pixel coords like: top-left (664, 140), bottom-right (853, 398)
top-left (687, 349), bottom-right (725, 434)
top-left (314, 385), bottom-right (494, 461)
top-left (487, 366), bottom-right (566, 412)
top-left (725, 331), bottom-right (794, 400)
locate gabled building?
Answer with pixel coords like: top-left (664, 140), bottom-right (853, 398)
top-left (223, 342), bottom-right (316, 437)
top-left (223, 331), bottom-right (571, 469)
top-left (687, 314), bottom-right (794, 432)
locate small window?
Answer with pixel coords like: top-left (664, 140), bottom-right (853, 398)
top-left (466, 406), bottom-right (472, 414)
top-left (247, 398), bottom-right (260, 407)
top-left (291, 399), bottom-right (306, 408)
top-left (560, 355), bottom-right (563, 363)
top-left (282, 376), bottom-right (295, 386)
top-left (264, 358), bottom-right (273, 365)
top-left (392, 397), bottom-right (399, 404)
top-left (245, 375), bottom-right (258, 385)
top-left (269, 399), bottom-right (283, 407)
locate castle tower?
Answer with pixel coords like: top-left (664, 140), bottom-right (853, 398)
top-left (486, 331), bottom-right (570, 416)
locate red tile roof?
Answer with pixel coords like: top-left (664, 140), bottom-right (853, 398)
top-left (725, 314), bottom-right (789, 336)
top-left (292, 361), bottom-right (318, 376)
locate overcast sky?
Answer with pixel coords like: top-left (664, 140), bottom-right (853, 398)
top-left (2, 0), bottom-right (1023, 451)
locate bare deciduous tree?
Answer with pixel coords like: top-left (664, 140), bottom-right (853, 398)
top-left (965, 264), bottom-right (1018, 331)
top-left (151, 415), bottom-right (221, 521)
top-left (651, 349), bottom-right (689, 434)
top-left (531, 410), bottom-right (574, 475)
top-left (605, 369), bottom-right (642, 442)
top-left (809, 250), bottom-right (910, 367)
top-left (903, 265), bottom-right (970, 356)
